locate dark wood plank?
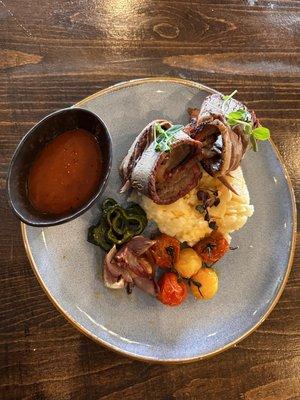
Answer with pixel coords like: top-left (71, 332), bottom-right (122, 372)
top-left (0, 0), bottom-right (299, 399)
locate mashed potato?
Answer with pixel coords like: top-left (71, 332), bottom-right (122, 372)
top-left (132, 167), bottom-right (254, 246)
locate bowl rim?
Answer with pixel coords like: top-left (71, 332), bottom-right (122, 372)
top-left (20, 77), bottom-right (297, 363)
top-left (7, 106), bottom-right (112, 227)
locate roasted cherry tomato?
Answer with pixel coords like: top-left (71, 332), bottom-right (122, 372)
top-left (190, 268), bottom-right (218, 300)
top-left (174, 248), bottom-right (202, 278)
top-left (151, 234), bottom-right (180, 268)
top-left (193, 231), bottom-right (229, 264)
top-left (157, 272), bottom-right (187, 306)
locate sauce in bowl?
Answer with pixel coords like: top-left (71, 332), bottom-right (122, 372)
top-left (28, 129), bottom-right (102, 215)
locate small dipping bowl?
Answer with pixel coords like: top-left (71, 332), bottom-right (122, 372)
top-left (7, 107), bottom-right (112, 227)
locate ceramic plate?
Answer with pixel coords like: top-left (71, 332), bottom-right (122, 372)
top-left (22, 78), bottom-right (296, 363)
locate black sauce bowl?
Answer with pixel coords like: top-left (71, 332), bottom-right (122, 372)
top-left (7, 107), bottom-right (112, 227)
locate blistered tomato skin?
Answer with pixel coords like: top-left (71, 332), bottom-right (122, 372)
top-left (151, 234), bottom-right (181, 268)
top-left (193, 231), bottom-right (229, 264)
top-left (190, 268), bottom-right (218, 300)
top-left (174, 248), bottom-right (202, 278)
top-left (157, 272), bottom-right (188, 306)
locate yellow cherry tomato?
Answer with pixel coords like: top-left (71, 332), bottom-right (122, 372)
top-left (190, 268), bottom-right (218, 300)
top-left (174, 248), bottom-right (202, 278)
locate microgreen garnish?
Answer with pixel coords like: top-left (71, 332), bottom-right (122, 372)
top-left (222, 91), bottom-right (270, 152)
top-left (154, 123), bottom-right (184, 152)
top-left (196, 204), bottom-right (206, 214)
top-left (204, 213), bottom-right (210, 222)
top-left (226, 109), bottom-right (250, 125)
top-left (196, 189), bottom-right (219, 230)
top-left (223, 90), bottom-right (238, 101)
top-left (214, 197), bottom-right (220, 207)
top-left (222, 90), bottom-right (238, 113)
top-left (252, 126), bottom-right (271, 140)
top-left (250, 135), bottom-right (258, 152)
top-left (208, 220), bottom-right (218, 230)
top-left (226, 108), bottom-right (270, 151)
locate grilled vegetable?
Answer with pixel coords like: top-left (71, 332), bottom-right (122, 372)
top-left (157, 272), bottom-right (188, 306)
top-left (87, 198), bottom-right (148, 251)
top-left (193, 231), bottom-right (229, 264)
top-left (150, 234), bottom-right (181, 268)
top-left (174, 248), bottom-right (202, 278)
top-left (190, 268), bottom-right (218, 300)
top-left (87, 223), bottom-right (112, 251)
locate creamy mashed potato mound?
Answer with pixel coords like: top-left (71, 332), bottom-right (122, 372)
top-left (132, 167), bottom-right (254, 246)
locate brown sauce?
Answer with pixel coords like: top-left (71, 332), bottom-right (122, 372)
top-left (28, 129), bottom-right (102, 215)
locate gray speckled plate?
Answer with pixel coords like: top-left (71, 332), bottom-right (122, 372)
top-left (22, 78), bottom-right (296, 363)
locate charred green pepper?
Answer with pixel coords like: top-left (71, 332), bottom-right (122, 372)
top-left (87, 198), bottom-right (148, 251)
top-left (87, 221), bottom-right (112, 251)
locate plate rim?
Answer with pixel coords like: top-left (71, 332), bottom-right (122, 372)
top-left (21, 76), bottom-right (297, 363)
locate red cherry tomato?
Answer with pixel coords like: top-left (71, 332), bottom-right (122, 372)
top-left (193, 231), bottom-right (229, 264)
top-left (157, 272), bottom-right (187, 306)
top-left (150, 234), bottom-right (181, 269)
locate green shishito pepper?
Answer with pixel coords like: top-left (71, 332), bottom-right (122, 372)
top-left (87, 198), bottom-right (148, 251)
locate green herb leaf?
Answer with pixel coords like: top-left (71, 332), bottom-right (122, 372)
top-left (252, 126), bottom-right (270, 141)
top-left (155, 123), bottom-right (166, 136)
top-left (155, 141), bottom-right (170, 153)
top-left (226, 118), bottom-right (239, 126)
top-left (223, 95), bottom-right (271, 152)
top-left (226, 109), bottom-right (247, 122)
top-left (154, 123), bottom-right (184, 152)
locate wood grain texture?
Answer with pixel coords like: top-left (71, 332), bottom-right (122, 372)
top-left (0, 0), bottom-right (299, 399)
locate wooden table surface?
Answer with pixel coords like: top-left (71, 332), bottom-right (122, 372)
top-left (1, 1), bottom-right (299, 399)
